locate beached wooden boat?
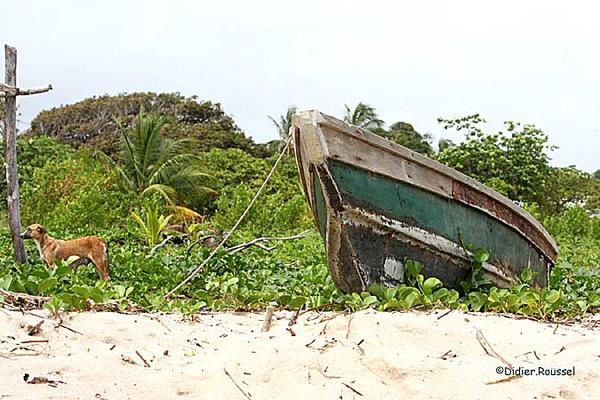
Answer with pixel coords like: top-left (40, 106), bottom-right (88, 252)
top-left (291, 110), bottom-right (558, 293)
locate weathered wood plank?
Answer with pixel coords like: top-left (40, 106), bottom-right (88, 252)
top-left (3, 45), bottom-right (27, 264)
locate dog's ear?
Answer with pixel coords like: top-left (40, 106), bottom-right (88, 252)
top-left (37, 226), bottom-right (47, 234)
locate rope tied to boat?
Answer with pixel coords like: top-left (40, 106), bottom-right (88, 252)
top-left (164, 136), bottom-right (293, 298)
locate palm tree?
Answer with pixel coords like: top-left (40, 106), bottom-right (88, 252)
top-left (343, 103), bottom-right (384, 129)
top-left (111, 111), bottom-right (215, 210)
top-left (268, 106), bottom-right (297, 142)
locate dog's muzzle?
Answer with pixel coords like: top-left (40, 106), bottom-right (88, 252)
top-left (20, 231), bottom-right (31, 239)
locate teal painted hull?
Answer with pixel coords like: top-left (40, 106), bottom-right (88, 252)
top-left (312, 160), bottom-right (549, 291)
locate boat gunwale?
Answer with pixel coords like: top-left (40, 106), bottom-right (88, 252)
top-left (293, 110), bottom-right (558, 261)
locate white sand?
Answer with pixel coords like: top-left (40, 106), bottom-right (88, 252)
top-left (1, 308), bottom-right (598, 399)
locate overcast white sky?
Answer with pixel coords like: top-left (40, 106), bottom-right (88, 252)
top-left (2, 0), bottom-right (599, 172)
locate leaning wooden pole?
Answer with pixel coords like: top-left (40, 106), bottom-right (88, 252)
top-left (3, 45), bottom-right (27, 264)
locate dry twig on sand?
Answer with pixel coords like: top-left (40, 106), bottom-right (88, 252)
top-left (224, 368), bottom-right (251, 400)
top-left (288, 309), bottom-right (301, 327)
top-left (345, 313), bottom-right (354, 339)
top-left (342, 382), bottom-right (363, 397)
top-left (476, 329), bottom-right (513, 369)
top-left (261, 306), bottom-right (274, 332)
top-left (135, 350), bottom-right (151, 367)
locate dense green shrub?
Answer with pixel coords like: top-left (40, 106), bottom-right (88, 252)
top-left (0, 136), bottom-right (74, 208)
top-left (20, 152), bottom-right (137, 232)
top-left (207, 151), bottom-right (312, 239)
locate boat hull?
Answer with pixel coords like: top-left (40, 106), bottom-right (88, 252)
top-left (292, 111), bottom-right (557, 293)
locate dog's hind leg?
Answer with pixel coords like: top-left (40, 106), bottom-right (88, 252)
top-left (89, 243), bottom-right (110, 281)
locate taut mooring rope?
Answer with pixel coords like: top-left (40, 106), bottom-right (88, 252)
top-left (164, 136), bottom-right (293, 298)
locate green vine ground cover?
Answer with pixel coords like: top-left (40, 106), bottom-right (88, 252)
top-left (1, 207), bottom-right (599, 321)
top-left (0, 126), bottom-right (599, 321)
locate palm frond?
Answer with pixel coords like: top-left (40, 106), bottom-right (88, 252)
top-left (142, 184), bottom-right (179, 205)
top-left (269, 106), bottom-right (297, 141)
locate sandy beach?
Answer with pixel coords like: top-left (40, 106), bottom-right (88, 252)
top-left (1, 308), bottom-right (598, 399)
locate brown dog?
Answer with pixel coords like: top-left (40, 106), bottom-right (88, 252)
top-left (20, 224), bottom-right (110, 280)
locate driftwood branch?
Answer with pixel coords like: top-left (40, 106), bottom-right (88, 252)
top-left (147, 235), bottom-right (176, 258)
top-left (0, 83), bottom-right (52, 97)
top-left (185, 235), bottom-right (217, 259)
top-left (226, 230), bottom-right (310, 255)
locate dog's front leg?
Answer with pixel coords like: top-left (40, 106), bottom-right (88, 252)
top-left (44, 253), bottom-right (56, 269)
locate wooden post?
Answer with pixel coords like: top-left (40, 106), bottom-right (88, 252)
top-left (3, 45), bottom-right (27, 264)
top-left (1, 45), bottom-right (52, 264)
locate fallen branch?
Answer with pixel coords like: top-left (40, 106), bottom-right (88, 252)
top-left (317, 365), bottom-right (341, 379)
top-left (485, 375), bottom-right (521, 385)
top-left (226, 230), bottom-right (310, 255)
top-left (223, 368), bottom-right (251, 400)
top-left (19, 339), bottom-right (49, 345)
top-left (184, 235), bottom-right (217, 259)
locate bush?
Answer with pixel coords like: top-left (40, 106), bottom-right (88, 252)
top-left (20, 152), bottom-right (137, 232)
top-left (0, 136), bottom-right (74, 209)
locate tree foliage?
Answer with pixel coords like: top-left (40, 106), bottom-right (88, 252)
top-left (29, 92), bottom-right (260, 157)
top-left (539, 167), bottom-right (600, 215)
top-left (381, 121), bottom-right (434, 155)
top-left (437, 115), bottom-right (553, 204)
top-left (107, 112), bottom-right (216, 210)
